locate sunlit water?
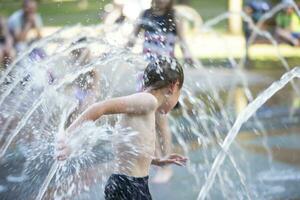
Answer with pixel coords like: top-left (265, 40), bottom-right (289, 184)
top-left (1, 2), bottom-right (300, 200)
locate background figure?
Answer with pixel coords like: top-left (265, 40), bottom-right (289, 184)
top-left (0, 16), bottom-right (15, 68)
top-left (8, 0), bottom-right (43, 52)
top-left (243, 0), bottom-right (271, 41)
top-left (127, 0), bottom-right (193, 64)
top-left (275, 0), bottom-right (300, 46)
top-left (243, 0), bottom-right (271, 64)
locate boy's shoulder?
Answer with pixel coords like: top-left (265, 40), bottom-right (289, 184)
top-left (130, 92), bottom-right (158, 111)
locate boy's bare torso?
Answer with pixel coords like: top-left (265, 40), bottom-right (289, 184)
top-left (115, 100), bottom-right (157, 177)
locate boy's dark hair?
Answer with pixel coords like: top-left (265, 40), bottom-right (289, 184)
top-left (143, 58), bottom-right (184, 90)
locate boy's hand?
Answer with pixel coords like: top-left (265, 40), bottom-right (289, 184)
top-left (152, 154), bottom-right (187, 167)
top-left (55, 137), bottom-right (72, 161)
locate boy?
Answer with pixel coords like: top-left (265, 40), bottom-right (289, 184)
top-left (56, 58), bottom-right (187, 199)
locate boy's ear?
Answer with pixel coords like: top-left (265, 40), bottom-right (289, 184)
top-left (168, 81), bottom-right (179, 94)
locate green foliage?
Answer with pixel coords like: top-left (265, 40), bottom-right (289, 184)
top-left (189, 0), bottom-right (228, 31)
top-left (0, 0), bottom-right (109, 26)
top-left (0, 0), bottom-right (228, 27)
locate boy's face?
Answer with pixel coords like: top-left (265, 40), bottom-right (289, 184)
top-left (159, 83), bottom-right (181, 114)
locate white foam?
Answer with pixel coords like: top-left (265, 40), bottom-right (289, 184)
top-left (0, 185), bottom-right (6, 193)
top-left (258, 169), bottom-right (300, 182)
top-left (6, 174), bottom-right (28, 183)
top-left (261, 185), bottom-right (286, 196)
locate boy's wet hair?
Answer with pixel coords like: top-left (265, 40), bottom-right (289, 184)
top-left (143, 58), bottom-right (184, 90)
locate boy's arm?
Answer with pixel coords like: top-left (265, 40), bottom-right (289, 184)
top-left (151, 154), bottom-right (187, 167)
top-left (56, 93), bottom-right (157, 160)
top-left (153, 114), bottom-right (187, 167)
top-left (66, 93), bottom-right (157, 133)
top-left (155, 113), bottom-right (172, 159)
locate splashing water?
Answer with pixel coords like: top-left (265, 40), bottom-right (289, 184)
top-left (1, 2), bottom-right (300, 199)
top-left (197, 67), bottom-right (300, 200)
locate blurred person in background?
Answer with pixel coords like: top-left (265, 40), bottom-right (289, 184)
top-left (0, 16), bottom-right (15, 68)
top-left (243, 0), bottom-right (271, 42)
top-left (8, 0), bottom-right (43, 52)
top-left (243, 0), bottom-right (271, 64)
top-left (127, 0), bottom-right (193, 65)
top-left (275, 0), bottom-right (300, 46)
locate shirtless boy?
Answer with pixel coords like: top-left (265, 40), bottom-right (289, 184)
top-left (56, 58), bottom-right (187, 199)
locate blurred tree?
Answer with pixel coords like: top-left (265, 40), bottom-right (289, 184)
top-left (78, 0), bottom-right (88, 10)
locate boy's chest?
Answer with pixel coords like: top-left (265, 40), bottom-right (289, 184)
top-left (120, 114), bottom-right (156, 144)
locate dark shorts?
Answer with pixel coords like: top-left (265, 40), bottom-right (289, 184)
top-left (104, 174), bottom-right (152, 200)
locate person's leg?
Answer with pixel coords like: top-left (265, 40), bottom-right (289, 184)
top-left (276, 28), bottom-right (299, 46)
top-left (3, 47), bottom-right (16, 66)
top-left (291, 32), bottom-right (300, 46)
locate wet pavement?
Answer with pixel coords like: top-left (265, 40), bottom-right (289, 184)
top-left (150, 126), bottom-right (300, 200)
